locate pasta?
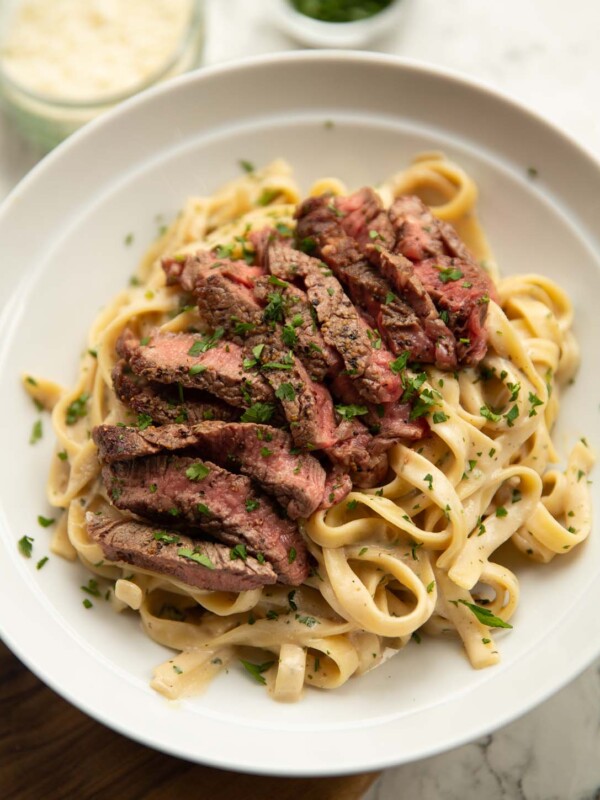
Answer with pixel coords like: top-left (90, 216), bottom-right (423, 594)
top-left (30, 154), bottom-right (594, 702)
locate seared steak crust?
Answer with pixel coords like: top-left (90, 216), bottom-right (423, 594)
top-left (86, 512), bottom-right (276, 591)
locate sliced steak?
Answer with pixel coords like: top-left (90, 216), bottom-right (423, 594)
top-left (254, 276), bottom-right (339, 382)
top-left (267, 243), bottom-right (401, 404)
top-left (325, 419), bottom-right (388, 489)
top-left (389, 195), bottom-right (446, 261)
top-left (295, 194), bottom-right (456, 369)
top-left (112, 361), bottom-right (240, 426)
top-left (244, 320), bottom-right (338, 450)
top-left (331, 372), bottom-right (427, 445)
top-left (365, 245), bottom-right (457, 368)
top-left (103, 455), bottom-right (309, 585)
top-left (413, 255), bottom-right (495, 364)
top-left (127, 331), bottom-right (274, 408)
top-left (93, 422), bottom-right (326, 520)
top-left (163, 252), bottom-right (264, 341)
top-left (320, 469), bottom-right (353, 509)
top-left (86, 512), bottom-right (276, 591)
top-left (336, 187), bottom-right (395, 250)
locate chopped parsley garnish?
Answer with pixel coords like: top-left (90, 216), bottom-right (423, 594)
top-left (36, 556), bottom-right (49, 570)
top-left (230, 544), bottom-right (248, 561)
top-left (266, 609), bottom-right (279, 620)
top-left (528, 392), bottom-right (544, 416)
top-left (409, 388), bottom-right (439, 420)
top-left (282, 325), bottom-right (298, 348)
top-left (298, 236), bottom-right (317, 254)
top-left (18, 535), bottom-right (34, 558)
top-left (358, 547), bottom-right (368, 556)
top-left (197, 503), bottom-right (211, 516)
top-left (178, 548), bottom-right (215, 569)
top-left (149, 483), bottom-right (158, 493)
top-left (153, 531), bottom-right (180, 544)
top-left (432, 411), bottom-right (449, 424)
top-left (458, 599), bottom-right (512, 629)
top-left (82, 599), bottom-right (93, 609)
top-left (335, 404), bottom-right (368, 420)
top-left (65, 392), bottom-right (90, 425)
top-left (240, 659), bottom-right (274, 685)
top-left (480, 405), bottom-right (502, 422)
top-left (482, 637), bottom-right (491, 645)
top-left (296, 614), bottom-right (318, 627)
top-left (506, 381), bottom-right (521, 401)
top-left (424, 473), bottom-right (434, 491)
top-left (347, 499), bottom-right (358, 510)
top-left (262, 353), bottom-right (295, 370)
top-left (257, 188), bottom-right (280, 206)
top-left (30, 419), bottom-right (43, 445)
top-left (275, 222), bottom-right (294, 237)
top-left (436, 265), bottom-right (463, 283)
top-left (275, 382), bottom-right (296, 402)
top-left (390, 352), bottom-right (410, 374)
top-left (239, 159), bottom-right (255, 173)
top-left (245, 498), bottom-right (260, 512)
top-left (137, 413), bottom-right (153, 430)
top-left (288, 590), bottom-right (298, 611)
top-left (495, 507), bottom-right (508, 518)
top-left (260, 447), bottom-right (273, 457)
top-left (257, 552), bottom-right (266, 564)
top-left (504, 405), bottom-right (519, 427)
top-left (241, 403), bottom-right (275, 423)
top-left (384, 291), bottom-right (396, 304)
top-left (185, 462), bottom-right (210, 481)
top-left (189, 364), bottom-right (207, 376)
top-left (263, 291), bottom-right (285, 323)
top-left (188, 328), bottom-right (225, 356)
top-left (288, 547), bottom-right (297, 563)
top-left (37, 515), bottom-right (55, 528)
top-left (172, 664), bottom-right (183, 675)
top-left (139, 336), bottom-right (150, 346)
top-left (214, 243), bottom-right (235, 259)
top-left (426, 580), bottom-right (435, 593)
top-left (81, 578), bottom-right (101, 597)
top-left (26, 375), bottom-right (38, 386)
top-left (232, 320), bottom-right (256, 336)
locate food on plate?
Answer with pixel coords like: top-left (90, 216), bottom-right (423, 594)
top-left (32, 154), bottom-right (594, 702)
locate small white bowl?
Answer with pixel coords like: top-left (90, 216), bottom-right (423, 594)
top-left (273, 0), bottom-right (405, 48)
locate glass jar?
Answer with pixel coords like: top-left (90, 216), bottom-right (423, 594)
top-left (0, 0), bottom-right (205, 151)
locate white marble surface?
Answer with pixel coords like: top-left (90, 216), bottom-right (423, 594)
top-left (1, 1), bottom-right (599, 797)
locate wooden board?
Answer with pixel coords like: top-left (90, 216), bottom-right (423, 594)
top-left (0, 641), bottom-right (378, 800)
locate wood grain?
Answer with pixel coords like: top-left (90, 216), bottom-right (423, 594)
top-left (0, 640), bottom-right (378, 800)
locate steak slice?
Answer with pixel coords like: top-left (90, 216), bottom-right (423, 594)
top-left (389, 195), bottom-right (446, 261)
top-left (336, 187), bottom-right (396, 250)
top-left (163, 252), bottom-right (264, 342)
top-left (93, 422), bottom-right (326, 520)
top-left (325, 420), bottom-right (389, 489)
top-left (320, 469), bottom-right (353, 509)
top-left (365, 245), bottom-right (457, 368)
top-left (331, 373), bottom-right (427, 446)
top-left (295, 194), bottom-right (456, 369)
top-left (413, 255), bottom-right (495, 365)
top-left (127, 331), bottom-right (274, 408)
top-left (267, 243), bottom-right (401, 404)
top-left (112, 361), bottom-right (240, 425)
top-left (254, 276), bottom-right (339, 382)
top-left (103, 455), bottom-right (309, 585)
top-left (86, 512), bottom-right (276, 591)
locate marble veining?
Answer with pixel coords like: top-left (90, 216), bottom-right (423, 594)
top-left (1, 1), bottom-right (599, 796)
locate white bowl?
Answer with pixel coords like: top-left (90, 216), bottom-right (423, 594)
top-left (0, 51), bottom-right (598, 776)
top-left (273, 0), bottom-right (405, 48)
